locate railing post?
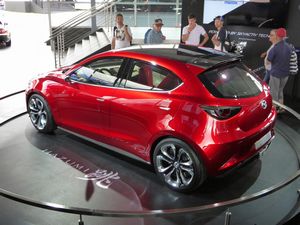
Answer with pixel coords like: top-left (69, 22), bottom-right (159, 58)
top-left (56, 36), bottom-right (60, 68)
top-left (107, 5), bottom-right (113, 33)
top-left (56, 28), bottom-right (65, 68)
top-left (224, 210), bottom-right (232, 225)
top-left (52, 39), bottom-right (57, 68)
top-left (175, 0), bottom-right (179, 27)
top-left (61, 31), bottom-right (65, 59)
top-left (105, 6), bottom-right (108, 28)
top-left (78, 214), bottom-right (84, 225)
top-left (56, 31), bottom-right (63, 68)
top-left (134, 0), bottom-right (137, 27)
top-left (58, 34), bottom-right (61, 67)
top-left (49, 0), bottom-right (118, 68)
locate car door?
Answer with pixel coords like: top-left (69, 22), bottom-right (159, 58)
top-left (108, 59), bottom-right (182, 160)
top-left (55, 57), bottom-right (126, 143)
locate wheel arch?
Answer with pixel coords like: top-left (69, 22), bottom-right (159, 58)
top-left (150, 135), bottom-right (173, 165)
top-left (26, 91), bottom-right (47, 110)
top-left (149, 134), bottom-right (208, 170)
top-left (26, 91), bottom-right (58, 125)
top-left (150, 134), bottom-right (208, 192)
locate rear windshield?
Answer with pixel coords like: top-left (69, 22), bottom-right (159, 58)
top-left (198, 63), bottom-right (263, 98)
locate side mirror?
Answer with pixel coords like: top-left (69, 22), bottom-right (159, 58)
top-left (4, 22), bottom-right (8, 26)
top-left (65, 76), bottom-right (71, 82)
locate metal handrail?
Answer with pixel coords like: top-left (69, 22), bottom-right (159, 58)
top-left (0, 169), bottom-right (299, 218)
top-left (0, 90), bottom-right (25, 101)
top-left (63, 14), bottom-right (108, 48)
top-left (51, 0), bottom-right (112, 32)
top-left (64, 30), bottom-right (93, 49)
top-left (0, 90), bottom-right (26, 126)
top-left (53, 0), bottom-right (114, 30)
top-left (273, 100), bottom-right (300, 120)
top-left (61, 11), bottom-right (110, 47)
top-left (49, 0), bottom-right (116, 67)
top-left (51, 7), bottom-right (94, 33)
top-left (50, 0), bottom-right (116, 38)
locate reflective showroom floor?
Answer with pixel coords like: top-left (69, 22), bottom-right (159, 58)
top-left (0, 112), bottom-right (300, 225)
top-left (1, 11), bottom-right (300, 225)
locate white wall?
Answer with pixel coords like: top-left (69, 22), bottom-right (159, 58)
top-left (203, 0), bottom-right (244, 23)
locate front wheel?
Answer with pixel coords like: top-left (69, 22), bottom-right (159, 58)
top-left (153, 138), bottom-right (206, 193)
top-left (27, 94), bottom-right (56, 133)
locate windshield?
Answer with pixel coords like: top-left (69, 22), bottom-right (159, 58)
top-left (199, 62), bottom-right (263, 98)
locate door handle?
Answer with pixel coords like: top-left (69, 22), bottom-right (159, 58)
top-left (159, 106), bottom-right (170, 111)
top-left (96, 98), bottom-right (105, 102)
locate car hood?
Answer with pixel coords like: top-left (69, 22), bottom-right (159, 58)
top-left (46, 66), bottom-right (73, 79)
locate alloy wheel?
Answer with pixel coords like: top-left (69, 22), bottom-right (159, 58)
top-left (28, 97), bottom-right (48, 130)
top-left (155, 143), bottom-right (195, 188)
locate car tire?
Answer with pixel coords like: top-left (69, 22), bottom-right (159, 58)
top-left (6, 40), bottom-right (11, 47)
top-left (153, 138), bottom-right (206, 192)
top-left (27, 94), bottom-right (56, 133)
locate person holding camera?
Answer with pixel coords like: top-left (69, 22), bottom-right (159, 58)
top-left (211, 16), bottom-right (228, 52)
top-left (112, 13), bottom-right (132, 50)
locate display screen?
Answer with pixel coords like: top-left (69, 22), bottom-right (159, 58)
top-left (203, 0), bottom-right (289, 28)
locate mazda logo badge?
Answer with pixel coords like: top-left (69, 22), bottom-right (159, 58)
top-left (261, 100), bottom-right (267, 109)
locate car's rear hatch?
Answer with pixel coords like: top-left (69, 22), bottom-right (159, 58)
top-left (237, 94), bottom-right (273, 131)
top-left (198, 61), bottom-right (272, 131)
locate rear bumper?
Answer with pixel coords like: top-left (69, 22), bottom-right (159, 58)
top-left (217, 128), bottom-right (275, 174)
top-left (203, 106), bottom-right (277, 176)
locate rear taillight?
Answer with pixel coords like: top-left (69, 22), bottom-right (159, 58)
top-left (0, 28), bottom-right (6, 34)
top-left (201, 106), bottom-right (241, 120)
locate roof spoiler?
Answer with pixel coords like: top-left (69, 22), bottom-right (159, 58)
top-left (177, 43), bottom-right (242, 59)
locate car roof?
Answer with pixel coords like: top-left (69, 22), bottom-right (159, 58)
top-left (116, 44), bottom-right (241, 69)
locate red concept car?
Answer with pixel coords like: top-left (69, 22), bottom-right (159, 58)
top-left (26, 44), bottom-right (276, 192)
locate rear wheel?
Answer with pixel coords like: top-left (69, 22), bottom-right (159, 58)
top-left (6, 40), bottom-right (11, 47)
top-left (153, 138), bottom-right (206, 192)
top-left (27, 94), bottom-right (56, 133)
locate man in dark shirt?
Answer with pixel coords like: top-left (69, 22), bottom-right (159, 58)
top-left (211, 16), bottom-right (227, 52)
top-left (146, 18), bottom-right (166, 44)
top-left (267, 28), bottom-right (291, 108)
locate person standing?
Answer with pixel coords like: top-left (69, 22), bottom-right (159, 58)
top-left (146, 18), bottom-right (166, 44)
top-left (211, 16), bottom-right (228, 52)
top-left (267, 28), bottom-right (291, 110)
top-left (182, 14), bottom-right (209, 47)
top-left (112, 13), bottom-right (133, 50)
top-left (260, 29), bottom-right (276, 83)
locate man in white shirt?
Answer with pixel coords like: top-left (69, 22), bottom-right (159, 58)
top-left (112, 13), bottom-right (133, 49)
top-left (182, 14), bottom-right (209, 47)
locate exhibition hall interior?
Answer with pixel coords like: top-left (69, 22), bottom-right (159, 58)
top-left (1, 0), bottom-right (300, 224)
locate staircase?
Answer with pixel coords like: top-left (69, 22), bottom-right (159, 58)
top-left (60, 28), bottom-right (111, 66)
top-left (49, 0), bottom-right (116, 68)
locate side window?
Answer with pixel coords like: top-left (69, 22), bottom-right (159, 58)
top-left (69, 58), bottom-right (124, 86)
top-left (119, 60), bottom-right (182, 91)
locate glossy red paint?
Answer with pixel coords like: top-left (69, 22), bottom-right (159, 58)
top-left (26, 46), bottom-right (276, 179)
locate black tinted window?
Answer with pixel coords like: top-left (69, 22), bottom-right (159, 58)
top-left (199, 63), bottom-right (263, 98)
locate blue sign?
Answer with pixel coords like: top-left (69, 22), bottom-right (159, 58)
top-left (224, 1), bottom-right (238, 4)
